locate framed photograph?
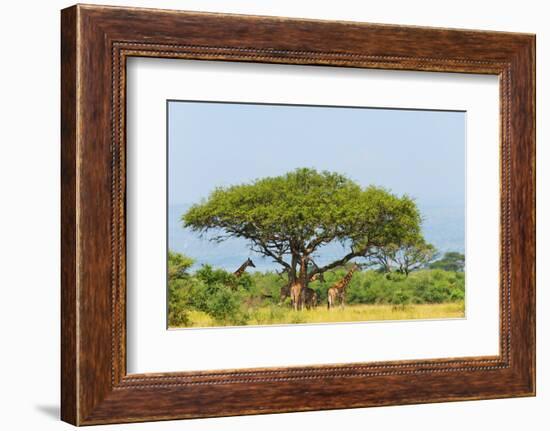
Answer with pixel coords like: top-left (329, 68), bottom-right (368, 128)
top-left (61, 4), bottom-right (535, 425)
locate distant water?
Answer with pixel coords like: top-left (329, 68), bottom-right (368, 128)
top-left (169, 203), bottom-right (464, 272)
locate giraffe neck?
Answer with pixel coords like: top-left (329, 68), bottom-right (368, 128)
top-left (339, 267), bottom-right (357, 291)
top-left (234, 261), bottom-right (249, 276)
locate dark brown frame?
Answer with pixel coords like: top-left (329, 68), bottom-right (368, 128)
top-left (61, 4), bottom-right (536, 426)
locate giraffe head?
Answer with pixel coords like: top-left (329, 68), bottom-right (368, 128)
top-left (245, 258), bottom-right (256, 268)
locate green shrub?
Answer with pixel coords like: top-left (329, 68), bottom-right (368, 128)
top-left (167, 264), bottom-right (252, 326)
top-left (330, 268), bottom-right (464, 306)
top-left (390, 289), bottom-right (412, 309)
top-left (167, 278), bottom-right (193, 327)
top-left (168, 251), bottom-right (194, 281)
top-left (206, 288), bottom-right (248, 325)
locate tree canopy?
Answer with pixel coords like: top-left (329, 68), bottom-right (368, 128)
top-left (370, 237), bottom-right (437, 276)
top-left (182, 168), bottom-right (424, 285)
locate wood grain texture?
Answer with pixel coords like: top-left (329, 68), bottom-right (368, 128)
top-left (60, 5), bottom-right (78, 425)
top-left (60, 4), bottom-right (535, 425)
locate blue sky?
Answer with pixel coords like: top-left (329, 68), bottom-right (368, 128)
top-left (168, 101), bottom-right (465, 208)
top-left (167, 101), bottom-right (465, 270)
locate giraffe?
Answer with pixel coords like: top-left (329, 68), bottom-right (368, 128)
top-left (302, 287), bottom-right (318, 309)
top-left (233, 258), bottom-right (255, 277)
top-left (300, 272), bottom-right (323, 309)
top-left (290, 257), bottom-right (308, 311)
top-left (279, 274), bottom-right (315, 305)
top-left (327, 263), bottom-right (359, 310)
top-left (279, 282), bottom-right (291, 304)
top-left (290, 282), bottom-right (302, 312)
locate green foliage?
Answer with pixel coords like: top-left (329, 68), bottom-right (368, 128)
top-left (167, 251), bottom-right (196, 327)
top-left (167, 258), bottom-right (251, 327)
top-left (343, 268), bottom-right (464, 306)
top-left (168, 251), bottom-right (194, 281)
top-left (248, 271), bottom-right (285, 303)
top-left (194, 264), bottom-right (252, 291)
top-left (369, 237), bottom-right (437, 276)
top-left (167, 278), bottom-right (193, 327)
top-left (429, 252), bottom-right (465, 272)
top-left (167, 250), bottom-right (464, 328)
top-left (390, 289), bottom-right (412, 310)
top-left (182, 168), bottom-right (423, 285)
top-left (205, 288), bottom-right (248, 325)
top-left (168, 262), bottom-right (465, 327)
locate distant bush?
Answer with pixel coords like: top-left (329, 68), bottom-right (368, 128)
top-left (249, 271), bottom-right (285, 303)
top-left (341, 268), bottom-right (464, 306)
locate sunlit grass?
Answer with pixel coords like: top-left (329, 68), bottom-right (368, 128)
top-left (171, 302), bottom-right (464, 328)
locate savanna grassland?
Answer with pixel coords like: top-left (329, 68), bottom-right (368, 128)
top-left (168, 253), bottom-right (465, 328)
top-left (184, 303), bottom-right (464, 327)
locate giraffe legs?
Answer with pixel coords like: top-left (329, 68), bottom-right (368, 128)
top-left (327, 288), bottom-right (337, 310)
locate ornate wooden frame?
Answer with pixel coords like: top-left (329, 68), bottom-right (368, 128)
top-left (61, 4), bottom-right (535, 425)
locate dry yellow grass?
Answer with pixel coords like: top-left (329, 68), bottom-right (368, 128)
top-left (176, 302), bottom-right (464, 328)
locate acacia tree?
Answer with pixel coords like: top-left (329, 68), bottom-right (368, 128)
top-left (370, 238), bottom-right (437, 276)
top-left (183, 168), bottom-right (423, 291)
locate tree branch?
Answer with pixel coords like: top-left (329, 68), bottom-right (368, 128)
top-left (309, 246), bottom-right (370, 277)
top-left (249, 237), bottom-right (291, 270)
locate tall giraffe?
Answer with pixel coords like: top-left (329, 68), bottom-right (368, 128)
top-left (290, 257), bottom-right (308, 311)
top-left (280, 272), bottom-right (322, 305)
top-left (327, 263), bottom-right (359, 310)
top-left (233, 258), bottom-right (255, 277)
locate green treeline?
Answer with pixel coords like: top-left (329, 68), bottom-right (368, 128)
top-left (168, 251), bottom-right (465, 327)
